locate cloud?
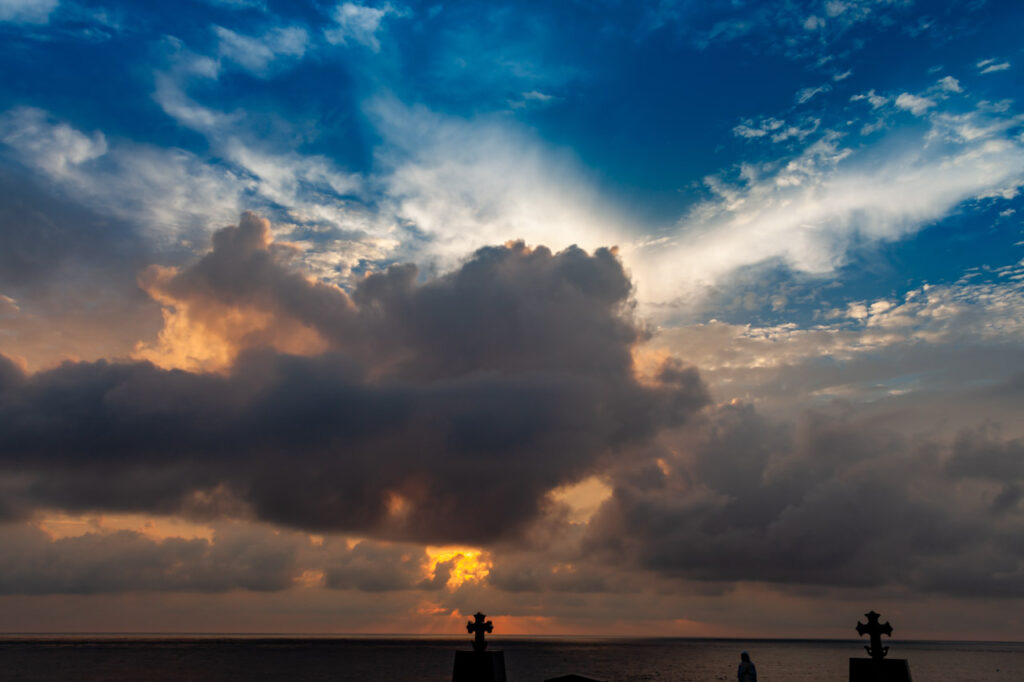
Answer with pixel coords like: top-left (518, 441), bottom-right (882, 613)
top-left (733, 118), bottom-right (783, 139)
top-left (802, 15), bottom-right (825, 31)
top-left (584, 402), bottom-right (1024, 597)
top-left (850, 89), bottom-right (888, 108)
top-left (0, 107), bottom-right (245, 243)
top-left (631, 101), bottom-right (1024, 309)
top-left (214, 25), bottom-right (309, 75)
top-left (0, 161), bottom-right (169, 371)
top-left (977, 58), bottom-right (1010, 74)
top-left (0, 522), bottom-right (302, 594)
top-left (894, 92), bottom-right (935, 116)
top-left (796, 84), bottom-right (831, 104)
top-left (0, 105), bottom-right (385, 286)
top-left (370, 97), bottom-right (625, 266)
top-left (510, 90), bottom-right (561, 110)
top-left (938, 75), bottom-right (962, 92)
top-left (324, 2), bottom-right (402, 52)
top-left (0, 213), bottom-right (709, 545)
top-left (0, 107), bottom-right (106, 177)
top-left (644, 263), bottom-right (1024, 433)
top-left (0, 0), bottom-right (57, 24)
top-left (323, 540), bottom-right (433, 592)
top-left (646, 0), bottom-right (916, 61)
top-left (522, 90), bottom-right (555, 102)
top-left (734, 117), bottom-right (820, 144)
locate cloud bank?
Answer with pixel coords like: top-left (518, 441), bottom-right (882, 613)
top-left (0, 213), bottom-right (708, 546)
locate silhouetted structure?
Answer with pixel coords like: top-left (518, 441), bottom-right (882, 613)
top-left (452, 612), bottom-right (506, 682)
top-left (849, 610), bottom-right (912, 682)
top-left (544, 675), bottom-right (604, 682)
top-left (857, 611), bottom-right (892, 660)
top-left (468, 612), bottom-right (493, 651)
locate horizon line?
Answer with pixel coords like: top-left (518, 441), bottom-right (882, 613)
top-left (2, 632), bottom-right (1022, 645)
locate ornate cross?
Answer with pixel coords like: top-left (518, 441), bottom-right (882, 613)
top-left (467, 612), bottom-right (493, 652)
top-left (856, 610), bottom-right (893, 660)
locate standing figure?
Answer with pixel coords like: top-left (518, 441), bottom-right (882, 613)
top-left (738, 651), bottom-right (757, 682)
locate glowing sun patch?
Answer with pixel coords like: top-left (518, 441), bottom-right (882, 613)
top-left (424, 546), bottom-right (492, 589)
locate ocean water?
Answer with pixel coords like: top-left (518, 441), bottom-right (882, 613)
top-left (2, 636), bottom-right (1022, 681)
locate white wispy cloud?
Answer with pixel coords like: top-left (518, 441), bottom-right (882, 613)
top-left (369, 97), bottom-right (625, 264)
top-left (938, 75), bottom-right (962, 93)
top-left (803, 15), bottom-right (825, 31)
top-left (0, 105), bottom-right (397, 279)
top-left (651, 260), bottom-right (1024, 420)
top-left (0, 0), bottom-right (57, 24)
top-left (648, 0), bottom-right (916, 62)
top-left (850, 89), bottom-right (888, 108)
top-left (734, 117), bottom-right (819, 143)
top-left (0, 107), bottom-right (106, 175)
top-left (0, 107), bottom-right (245, 241)
top-left (796, 84), bottom-right (831, 104)
top-left (509, 90), bottom-right (561, 110)
top-left (977, 58), bottom-right (1010, 74)
top-left (214, 25), bottom-right (308, 75)
top-left (630, 104), bottom-right (1024, 309)
top-left (894, 92), bottom-right (936, 116)
top-left (150, 46), bottom-right (378, 241)
top-left (733, 117), bottom-right (784, 139)
top-left (324, 2), bottom-right (402, 52)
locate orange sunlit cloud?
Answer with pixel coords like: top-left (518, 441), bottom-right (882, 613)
top-left (424, 546), bottom-right (493, 589)
top-left (134, 264), bottom-right (329, 372)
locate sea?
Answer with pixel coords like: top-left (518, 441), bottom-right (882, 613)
top-left (1, 635), bottom-right (1022, 681)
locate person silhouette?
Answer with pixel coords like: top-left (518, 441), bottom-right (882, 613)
top-left (738, 651), bottom-right (757, 682)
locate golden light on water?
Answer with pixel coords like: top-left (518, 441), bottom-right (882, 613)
top-left (424, 546), bottom-right (493, 589)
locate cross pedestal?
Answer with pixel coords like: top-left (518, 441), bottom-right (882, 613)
top-left (849, 657), bottom-right (913, 682)
top-left (452, 650), bottom-right (507, 682)
top-left (850, 611), bottom-right (912, 682)
top-left (453, 612), bottom-right (507, 682)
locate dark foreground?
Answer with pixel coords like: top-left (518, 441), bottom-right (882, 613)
top-left (2, 636), bottom-right (1022, 681)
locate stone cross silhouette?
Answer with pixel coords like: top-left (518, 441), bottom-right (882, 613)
top-left (467, 612), bottom-right (493, 652)
top-left (856, 610), bottom-right (893, 660)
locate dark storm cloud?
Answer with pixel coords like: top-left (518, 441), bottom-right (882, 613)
top-left (946, 428), bottom-right (1024, 481)
top-left (584, 402), bottom-right (1024, 598)
top-left (0, 523), bottom-right (301, 594)
top-left (146, 212), bottom-right (653, 381)
top-left (323, 540), bottom-right (441, 592)
top-left (0, 213), bottom-right (708, 544)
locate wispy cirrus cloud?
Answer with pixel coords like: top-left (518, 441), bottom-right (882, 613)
top-left (796, 83), bottom-right (831, 104)
top-left (0, 107), bottom-right (244, 241)
top-left (977, 58), bottom-right (1010, 74)
top-left (631, 97), bottom-right (1024, 310)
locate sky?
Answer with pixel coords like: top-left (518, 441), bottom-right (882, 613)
top-left (0, 0), bottom-right (1023, 640)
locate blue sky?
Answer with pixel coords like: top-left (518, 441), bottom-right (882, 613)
top-left (3, 0), bottom-right (1022, 318)
top-left (1, 0), bottom-right (1024, 638)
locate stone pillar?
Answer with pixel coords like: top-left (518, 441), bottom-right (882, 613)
top-left (849, 657), bottom-right (913, 682)
top-left (452, 649), bottom-right (507, 682)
